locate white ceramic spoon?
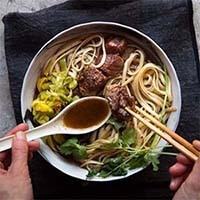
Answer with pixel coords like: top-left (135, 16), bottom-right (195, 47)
top-left (0, 96), bottom-right (111, 152)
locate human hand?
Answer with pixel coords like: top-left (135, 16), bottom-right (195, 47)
top-left (0, 123), bottom-right (40, 200)
top-left (169, 140), bottom-right (200, 200)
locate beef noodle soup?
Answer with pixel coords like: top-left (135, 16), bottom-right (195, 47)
top-left (31, 34), bottom-right (176, 178)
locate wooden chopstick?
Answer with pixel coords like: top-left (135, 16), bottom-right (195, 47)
top-left (135, 106), bottom-right (200, 157)
top-left (125, 107), bottom-right (199, 161)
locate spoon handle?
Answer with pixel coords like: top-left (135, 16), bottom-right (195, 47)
top-left (0, 123), bottom-right (60, 152)
top-left (0, 134), bottom-right (16, 152)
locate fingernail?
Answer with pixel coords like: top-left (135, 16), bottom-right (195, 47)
top-left (170, 180), bottom-right (176, 190)
top-left (170, 181), bottom-right (174, 188)
top-left (16, 131), bottom-right (26, 140)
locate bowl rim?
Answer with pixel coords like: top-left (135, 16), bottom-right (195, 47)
top-left (21, 21), bottom-right (182, 181)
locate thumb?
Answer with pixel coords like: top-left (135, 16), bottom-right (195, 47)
top-left (9, 131), bottom-right (29, 175)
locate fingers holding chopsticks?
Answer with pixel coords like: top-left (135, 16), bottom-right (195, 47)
top-left (176, 139), bottom-right (200, 164)
top-left (169, 140), bottom-right (200, 191)
top-left (192, 140), bottom-right (200, 150)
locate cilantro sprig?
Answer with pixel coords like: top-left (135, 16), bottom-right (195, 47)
top-left (59, 138), bottom-right (87, 160)
top-left (87, 126), bottom-right (160, 178)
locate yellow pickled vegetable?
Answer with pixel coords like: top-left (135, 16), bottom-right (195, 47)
top-left (32, 71), bottom-right (78, 124)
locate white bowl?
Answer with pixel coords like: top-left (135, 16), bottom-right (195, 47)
top-left (21, 22), bottom-right (181, 181)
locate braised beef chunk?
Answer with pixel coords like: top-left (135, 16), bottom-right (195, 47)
top-left (105, 85), bottom-right (135, 121)
top-left (105, 37), bottom-right (127, 54)
top-left (99, 54), bottom-right (124, 77)
top-left (78, 67), bottom-right (107, 96)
